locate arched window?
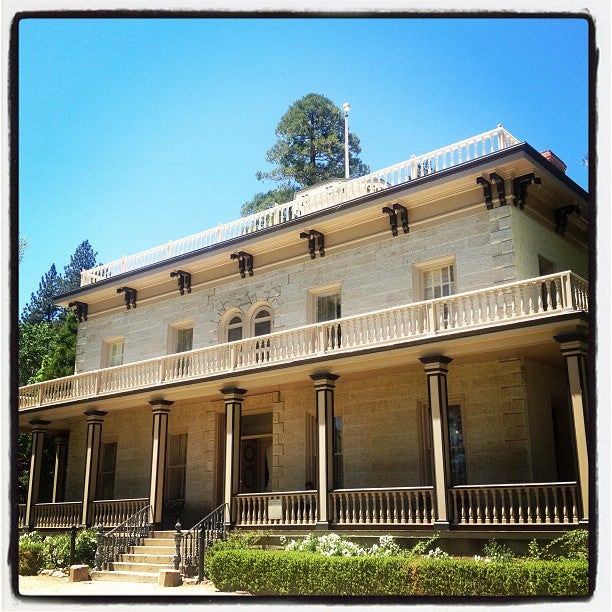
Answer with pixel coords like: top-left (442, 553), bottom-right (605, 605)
top-left (227, 315), bottom-right (243, 342)
top-left (253, 309), bottom-right (272, 337)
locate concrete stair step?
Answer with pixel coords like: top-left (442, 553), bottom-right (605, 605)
top-left (109, 560), bottom-right (174, 573)
top-left (142, 538), bottom-right (175, 547)
top-left (133, 544), bottom-right (175, 555)
top-left (118, 553), bottom-right (175, 564)
top-left (150, 530), bottom-right (178, 539)
top-left (91, 569), bottom-right (160, 584)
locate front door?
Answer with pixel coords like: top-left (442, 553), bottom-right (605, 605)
top-left (240, 437), bottom-right (272, 493)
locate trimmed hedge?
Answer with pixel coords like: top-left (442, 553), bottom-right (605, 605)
top-left (207, 550), bottom-right (589, 596)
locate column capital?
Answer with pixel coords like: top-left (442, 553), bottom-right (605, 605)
top-left (554, 331), bottom-right (589, 355)
top-left (220, 387), bottom-right (247, 401)
top-left (310, 372), bottom-right (339, 389)
top-left (28, 419), bottom-right (50, 433)
top-left (83, 410), bottom-right (108, 424)
top-left (149, 399), bottom-right (174, 414)
top-left (420, 355), bottom-right (453, 373)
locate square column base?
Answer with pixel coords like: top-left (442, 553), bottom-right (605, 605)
top-left (315, 521), bottom-right (331, 531)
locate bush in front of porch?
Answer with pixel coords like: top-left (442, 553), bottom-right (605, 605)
top-left (205, 531), bottom-right (589, 596)
top-left (18, 529), bottom-right (97, 575)
top-left (207, 549), bottom-right (589, 596)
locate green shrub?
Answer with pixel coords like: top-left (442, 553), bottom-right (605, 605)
top-left (525, 530), bottom-right (589, 562)
top-left (42, 532), bottom-right (71, 568)
top-left (74, 529), bottom-right (97, 566)
top-left (283, 533), bottom-right (402, 557)
top-left (18, 540), bottom-right (45, 576)
top-left (207, 549), bottom-right (589, 596)
top-left (18, 528), bottom-right (98, 572)
top-left (482, 539), bottom-right (514, 562)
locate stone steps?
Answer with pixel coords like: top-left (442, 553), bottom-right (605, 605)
top-left (91, 569), bottom-right (161, 584)
top-left (92, 529), bottom-right (178, 585)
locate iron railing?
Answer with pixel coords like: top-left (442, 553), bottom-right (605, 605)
top-left (94, 504), bottom-right (152, 570)
top-left (177, 503), bottom-right (227, 583)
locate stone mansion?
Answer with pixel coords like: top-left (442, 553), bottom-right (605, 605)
top-left (18, 126), bottom-right (590, 548)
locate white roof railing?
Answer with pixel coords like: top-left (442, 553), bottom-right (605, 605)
top-left (80, 125), bottom-right (520, 286)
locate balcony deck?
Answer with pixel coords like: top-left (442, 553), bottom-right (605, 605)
top-left (19, 271), bottom-right (588, 412)
top-left (79, 126), bottom-right (520, 286)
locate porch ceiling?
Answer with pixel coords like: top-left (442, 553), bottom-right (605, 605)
top-left (18, 312), bottom-right (587, 431)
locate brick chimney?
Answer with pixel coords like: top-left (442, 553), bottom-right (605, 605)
top-left (540, 150), bottom-right (567, 174)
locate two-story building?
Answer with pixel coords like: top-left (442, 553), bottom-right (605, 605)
top-left (18, 126), bottom-right (590, 550)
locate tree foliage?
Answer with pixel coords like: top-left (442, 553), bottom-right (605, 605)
top-left (20, 264), bottom-right (63, 324)
top-left (18, 241), bottom-right (97, 503)
top-left (241, 187), bottom-right (296, 217)
top-left (259, 93), bottom-right (370, 188)
top-left (61, 240), bottom-right (98, 292)
top-left (242, 94), bottom-right (370, 216)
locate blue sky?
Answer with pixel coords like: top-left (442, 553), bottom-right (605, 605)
top-left (17, 15), bottom-right (590, 311)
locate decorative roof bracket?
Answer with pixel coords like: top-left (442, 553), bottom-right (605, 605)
top-left (382, 203), bottom-right (408, 236)
top-left (489, 172), bottom-right (507, 207)
top-left (555, 204), bottom-right (581, 236)
top-left (116, 286), bottom-right (137, 309)
top-left (476, 176), bottom-right (493, 209)
top-left (512, 173), bottom-right (541, 210)
top-left (300, 229), bottom-right (325, 259)
top-left (231, 251), bottom-right (254, 278)
top-left (170, 270), bottom-right (192, 295)
top-left (68, 301), bottom-right (88, 322)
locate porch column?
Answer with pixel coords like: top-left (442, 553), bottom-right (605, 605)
top-left (81, 410), bottom-right (107, 527)
top-left (51, 433), bottom-right (69, 504)
top-left (148, 400), bottom-right (173, 526)
top-left (221, 387), bottom-right (246, 527)
top-left (311, 372), bottom-right (339, 530)
top-left (554, 331), bottom-right (589, 524)
top-left (24, 420), bottom-right (49, 529)
top-left (420, 356), bottom-right (453, 529)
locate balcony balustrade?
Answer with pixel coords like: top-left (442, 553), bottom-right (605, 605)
top-left (331, 487), bottom-right (435, 526)
top-left (19, 271), bottom-right (588, 411)
top-left (90, 498), bottom-right (149, 527)
top-left (236, 491), bottom-right (317, 527)
top-left (80, 126), bottom-right (520, 286)
top-left (449, 482), bottom-right (579, 525)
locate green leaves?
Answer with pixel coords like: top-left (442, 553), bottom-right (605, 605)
top-left (258, 93), bottom-right (370, 190)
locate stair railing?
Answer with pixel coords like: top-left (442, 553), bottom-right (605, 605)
top-left (177, 503), bottom-right (227, 583)
top-left (94, 504), bottom-right (152, 570)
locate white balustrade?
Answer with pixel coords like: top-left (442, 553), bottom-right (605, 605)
top-left (81, 127), bottom-right (520, 286)
top-left (331, 487), bottom-right (435, 525)
top-left (449, 483), bottom-right (579, 525)
top-left (90, 498), bottom-right (149, 527)
top-left (235, 491), bottom-right (317, 526)
top-left (19, 271), bottom-right (587, 411)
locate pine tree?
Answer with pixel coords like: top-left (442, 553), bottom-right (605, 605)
top-left (20, 263), bottom-right (63, 324)
top-left (62, 239), bottom-right (98, 292)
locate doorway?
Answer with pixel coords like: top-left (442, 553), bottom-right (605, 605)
top-left (240, 437), bottom-right (273, 493)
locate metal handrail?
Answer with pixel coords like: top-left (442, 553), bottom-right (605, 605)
top-left (94, 504), bottom-right (152, 570)
top-left (178, 503), bottom-right (227, 583)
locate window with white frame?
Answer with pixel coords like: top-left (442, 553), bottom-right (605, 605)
top-left (102, 338), bottom-right (124, 368)
top-left (423, 264), bottom-right (455, 300)
top-left (253, 308), bottom-right (272, 336)
top-left (227, 314), bottom-right (244, 342)
top-left (414, 256), bottom-right (456, 302)
top-left (169, 323), bottom-right (193, 353)
top-left (309, 284), bottom-right (341, 323)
